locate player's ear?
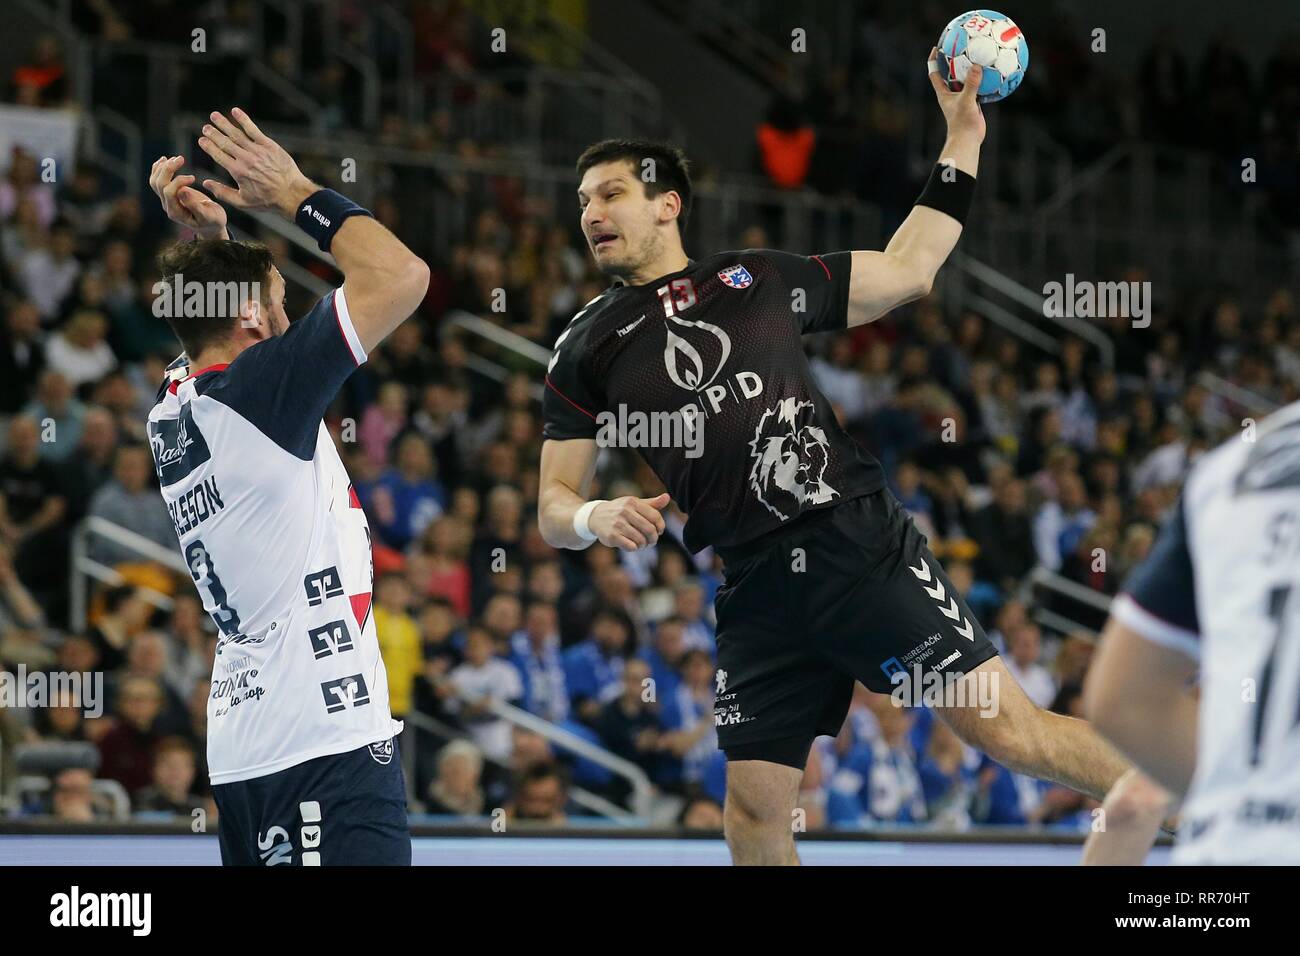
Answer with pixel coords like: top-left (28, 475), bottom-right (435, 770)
top-left (237, 297), bottom-right (269, 339)
top-left (658, 190), bottom-right (682, 225)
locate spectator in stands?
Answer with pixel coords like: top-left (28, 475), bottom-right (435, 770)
top-left (30, 686), bottom-right (87, 744)
top-left (508, 762), bottom-right (569, 824)
top-left (508, 600), bottom-right (568, 723)
top-left (563, 607), bottom-right (631, 724)
top-left (657, 648), bottom-right (719, 792)
top-left (641, 616), bottom-right (687, 705)
top-left (679, 796), bottom-right (724, 830)
top-left (0, 413), bottom-right (68, 612)
top-left (23, 370), bottom-right (85, 463)
top-left (0, 539), bottom-right (44, 631)
top-left (425, 739), bottom-right (485, 816)
top-left (366, 432), bottom-right (446, 551)
top-left (480, 592), bottom-right (523, 652)
top-left (373, 572), bottom-right (422, 720)
top-left (119, 632), bottom-right (189, 737)
top-left (594, 657), bottom-right (661, 803)
top-left (1004, 622), bottom-right (1056, 709)
top-left (18, 221), bottom-right (81, 322)
top-left (0, 300), bottom-right (46, 414)
top-left (85, 444), bottom-right (174, 566)
top-left (44, 309), bottom-right (115, 390)
top-left (49, 767), bottom-right (98, 822)
top-left (446, 625), bottom-right (523, 761)
top-left (161, 593), bottom-right (209, 699)
top-left (417, 516), bottom-right (473, 618)
top-left (671, 579), bottom-right (714, 654)
top-left (96, 674), bottom-right (164, 798)
top-left (1033, 470), bottom-right (1097, 572)
top-left (9, 34), bottom-right (68, 107)
top-left (0, 149), bottom-right (57, 228)
top-left (134, 736), bottom-right (203, 816)
top-left (828, 695), bottom-right (927, 825)
top-left (359, 381), bottom-right (408, 471)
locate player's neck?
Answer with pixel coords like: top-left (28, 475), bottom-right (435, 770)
top-left (188, 342), bottom-right (246, 374)
top-left (623, 247), bottom-right (690, 287)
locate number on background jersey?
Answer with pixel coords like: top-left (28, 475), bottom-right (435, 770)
top-left (186, 539), bottom-right (241, 637)
top-left (1252, 584), bottom-right (1298, 766)
top-left (656, 278), bottom-right (697, 317)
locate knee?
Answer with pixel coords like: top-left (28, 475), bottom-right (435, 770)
top-left (724, 790), bottom-right (785, 833)
top-left (1104, 772), bottom-right (1170, 827)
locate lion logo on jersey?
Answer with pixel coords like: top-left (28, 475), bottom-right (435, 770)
top-left (748, 396), bottom-right (838, 519)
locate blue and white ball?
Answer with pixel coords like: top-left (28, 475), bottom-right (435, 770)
top-left (936, 9), bottom-right (1029, 104)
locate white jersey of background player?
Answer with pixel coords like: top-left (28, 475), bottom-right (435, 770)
top-left (149, 288), bottom-right (400, 784)
top-left (1087, 399), bottom-right (1300, 864)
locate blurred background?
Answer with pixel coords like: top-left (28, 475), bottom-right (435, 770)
top-left (0, 0), bottom-right (1297, 852)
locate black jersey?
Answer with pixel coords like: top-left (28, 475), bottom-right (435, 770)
top-left (542, 248), bottom-right (886, 553)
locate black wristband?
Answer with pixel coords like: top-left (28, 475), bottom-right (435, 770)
top-left (295, 188), bottom-right (373, 252)
top-left (914, 162), bottom-right (976, 225)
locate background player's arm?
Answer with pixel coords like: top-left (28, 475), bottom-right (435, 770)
top-left (845, 55), bottom-right (984, 328)
top-left (538, 438), bottom-right (668, 552)
top-left (1081, 768), bottom-right (1174, 866)
top-left (197, 107), bottom-right (428, 353)
top-left (1083, 617), bottom-right (1199, 798)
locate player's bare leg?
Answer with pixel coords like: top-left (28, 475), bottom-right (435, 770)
top-left (1081, 769), bottom-right (1173, 865)
top-left (724, 760), bottom-right (803, 865)
top-left (933, 656), bottom-right (1129, 801)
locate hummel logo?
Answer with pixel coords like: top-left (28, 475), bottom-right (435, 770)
top-left (617, 315), bottom-right (646, 337)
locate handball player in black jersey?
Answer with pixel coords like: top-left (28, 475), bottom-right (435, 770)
top-left (539, 56), bottom-right (1130, 864)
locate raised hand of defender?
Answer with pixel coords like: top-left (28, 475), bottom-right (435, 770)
top-left (196, 107), bottom-right (316, 218)
top-left (149, 155), bottom-right (228, 240)
top-left (928, 46), bottom-right (986, 144)
top-left (590, 493), bottom-right (671, 551)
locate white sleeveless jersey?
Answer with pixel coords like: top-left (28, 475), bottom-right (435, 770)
top-left (147, 288), bottom-right (401, 785)
top-left (1112, 399), bottom-right (1300, 863)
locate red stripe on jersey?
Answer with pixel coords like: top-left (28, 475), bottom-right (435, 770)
top-left (333, 293), bottom-right (359, 366)
top-left (810, 255), bottom-right (832, 280)
top-left (169, 363), bottom-right (230, 394)
top-left (545, 375), bottom-right (597, 421)
top-left (1000, 25), bottom-right (1021, 42)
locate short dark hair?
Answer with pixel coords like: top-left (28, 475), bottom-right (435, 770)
top-left (575, 138), bottom-right (692, 230)
top-left (155, 239), bottom-right (274, 356)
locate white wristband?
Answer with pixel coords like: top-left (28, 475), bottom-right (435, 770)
top-left (573, 499), bottom-right (606, 543)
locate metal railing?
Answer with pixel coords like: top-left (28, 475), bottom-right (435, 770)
top-left (951, 253), bottom-right (1116, 368)
top-left (402, 702), bottom-right (652, 822)
top-left (69, 517), bottom-right (186, 633)
top-left (1022, 566), bottom-right (1112, 639)
top-left (12, 776), bottom-right (131, 821)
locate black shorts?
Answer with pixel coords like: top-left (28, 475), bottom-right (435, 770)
top-left (712, 489), bottom-right (999, 768)
top-left (212, 737), bottom-right (411, 866)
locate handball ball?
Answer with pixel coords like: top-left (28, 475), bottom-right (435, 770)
top-left (936, 9), bottom-right (1029, 104)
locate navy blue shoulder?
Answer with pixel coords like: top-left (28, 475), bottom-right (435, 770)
top-left (194, 290), bottom-right (361, 460)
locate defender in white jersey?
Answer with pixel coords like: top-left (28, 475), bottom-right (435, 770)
top-left (145, 108), bottom-right (429, 864)
top-left (1087, 399), bottom-right (1300, 864)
